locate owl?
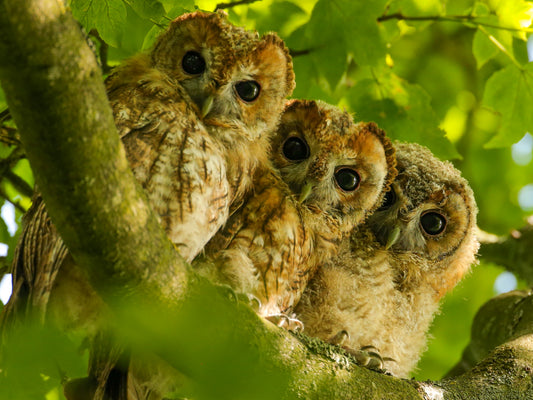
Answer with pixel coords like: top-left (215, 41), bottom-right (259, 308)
top-left (2, 11), bottom-right (294, 400)
top-left (107, 10), bottom-right (295, 261)
top-left (294, 142), bottom-right (479, 377)
top-left (196, 99), bottom-right (396, 325)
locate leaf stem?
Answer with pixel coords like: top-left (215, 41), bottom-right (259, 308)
top-left (478, 25), bottom-right (523, 69)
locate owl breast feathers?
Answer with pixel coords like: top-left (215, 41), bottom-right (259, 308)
top-left (106, 10), bottom-right (295, 261)
top-left (196, 99), bottom-right (396, 322)
top-left (294, 141), bottom-right (479, 377)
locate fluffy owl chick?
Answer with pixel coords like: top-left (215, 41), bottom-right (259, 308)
top-left (295, 142), bottom-right (479, 377)
top-left (196, 99), bottom-right (396, 323)
top-left (106, 10), bottom-right (294, 261)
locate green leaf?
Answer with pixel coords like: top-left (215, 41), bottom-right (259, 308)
top-left (388, 0), bottom-right (443, 16)
top-left (128, 0), bottom-right (166, 20)
top-left (160, 0), bottom-right (195, 12)
top-left (472, 18), bottom-right (513, 69)
top-left (305, 0), bottom-right (387, 87)
top-left (249, 1), bottom-right (307, 37)
top-left (71, 0), bottom-right (127, 47)
top-left (483, 0), bottom-right (533, 40)
top-left (347, 70), bottom-right (460, 159)
top-left (483, 63), bottom-right (533, 147)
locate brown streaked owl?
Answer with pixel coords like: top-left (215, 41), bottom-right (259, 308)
top-left (196, 99), bottom-right (396, 324)
top-left (294, 142), bottom-right (479, 377)
top-left (2, 11), bottom-right (294, 400)
top-left (107, 10), bottom-right (295, 261)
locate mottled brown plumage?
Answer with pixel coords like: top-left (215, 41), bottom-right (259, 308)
top-left (196, 99), bottom-right (396, 322)
top-left (2, 11), bottom-right (294, 400)
top-left (107, 10), bottom-right (294, 260)
top-left (294, 142), bottom-right (479, 377)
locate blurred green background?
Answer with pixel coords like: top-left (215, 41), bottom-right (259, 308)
top-left (1, 0), bottom-right (533, 397)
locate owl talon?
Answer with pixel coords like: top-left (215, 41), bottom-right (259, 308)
top-left (265, 313), bottom-right (304, 331)
top-left (328, 330), bottom-right (349, 346)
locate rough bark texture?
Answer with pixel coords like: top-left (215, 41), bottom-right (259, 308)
top-left (481, 221), bottom-right (533, 286)
top-left (1, 1), bottom-right (533, 399)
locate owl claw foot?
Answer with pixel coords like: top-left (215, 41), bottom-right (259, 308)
top-left (265, 313), bottom-right (304, 331)
top-left (328, 331), bottom-right (389, 371)
top-left (216, 285), bottom-right (262, 311)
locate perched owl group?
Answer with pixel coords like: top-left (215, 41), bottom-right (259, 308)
top-left (1, 8), bottom-right (479, 400)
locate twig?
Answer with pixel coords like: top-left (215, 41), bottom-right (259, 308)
top-left (378, 12), bottom-right (533, 33)
top-left (215, 0), bottom-right (261, 11)
top-left (0, 108), bottom-right (11, 123)
top-left (0, 186), bottom-right (27, 213)
top-left (5, 170), bottom-right (33, 198)
top-left (289, 49), bottom-right (312, 57)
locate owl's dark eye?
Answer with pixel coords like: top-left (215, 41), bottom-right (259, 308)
top-left (378, 189), bottom-right (396, 211)
top-left (235, 80), bottom-right (261, 102)
top-left (420, 211), bottom-right (447, 236)
top-left (282, 137), bottom-right (310, 161)
top-left (334, 168), bottom-right (360, 192)
top-left (182, 51), bottom-right (206, 75)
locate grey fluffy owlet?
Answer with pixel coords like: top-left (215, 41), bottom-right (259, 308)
top-left (295, 142), bottom-right (479, 377)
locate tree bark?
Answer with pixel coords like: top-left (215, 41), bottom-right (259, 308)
top-left (1, 1), bottom-right (532, 399)
top-left (480, 221), bottom-right (533, 286)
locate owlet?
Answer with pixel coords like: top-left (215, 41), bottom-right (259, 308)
top-left (196, 99), bottom-right (396, 324)
top-left (294, 142), bottom-right (479, 377)
top-left (107, 10), bottom-right (295, 261)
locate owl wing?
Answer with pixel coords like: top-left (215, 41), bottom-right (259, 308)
top-left (108, 81), bottom-right (230, 263)
top-left (1, 194), bottom-right (69, 331)
top-left (203, 168), bottom-right (314, 317)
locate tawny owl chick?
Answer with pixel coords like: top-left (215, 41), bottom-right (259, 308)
top-left (196, 99), bottom-right (396, 323)
top-left (294, 142), bottom-right (479, 377)
top-left (107, 10), bottom-right (295, 261)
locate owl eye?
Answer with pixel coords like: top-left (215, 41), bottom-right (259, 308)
top-left (182, 51), bottom-right (206, 75)
top-left (420, 211), bottom-right (447, 236)
top-left (334, 168), bottom-right (360, 192)
top-left (235, 80), bottom-right (261, 102)
top-left (282, 137), bottom-right (310, 161)
top-left (378, 189), bottom-right (396, 211)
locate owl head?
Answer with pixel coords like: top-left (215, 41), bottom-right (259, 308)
top-left (150, 11), bottom-right (295, 141)
top-left (367, 142), bottom-right (479, 296)
top-left (270, 100), bottom-right (396, 231)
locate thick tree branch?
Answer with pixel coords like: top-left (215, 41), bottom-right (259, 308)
top-left (1, 1), bottom-right (533, 399)
top-left (446, 290), bottom-right (533, 379)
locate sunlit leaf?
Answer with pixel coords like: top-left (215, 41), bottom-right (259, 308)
top-left (483, 63), bottom-right (533, 147)
top-left (304, 0), bottom-right (387, 87)
top-left (128, 0), bottom-right (166, 19)
top-left (347, 69), bottom-right (460, 159)
top-left (472, 17), bottom-right (513, 69)
top-left (71, 0), bottom-right (127, 47)
top-left (483, 0), bottom-right (533, 39)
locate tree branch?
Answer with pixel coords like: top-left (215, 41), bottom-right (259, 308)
top-left (1, 1), bottom-right (533, 399)
top-left (377, 12), bottom-right (533, 33)
top-left (480, 221), bottom-right (533, 286)
top-left (446, 290), bottom-right (533, 378)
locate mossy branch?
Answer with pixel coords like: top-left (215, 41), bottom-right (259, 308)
top-left (1, 1), bottom-right (533, 399)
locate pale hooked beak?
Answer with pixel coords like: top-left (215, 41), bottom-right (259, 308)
top-left (201, 95), bottom-right (214, 118)
top-left (385, 224), bottom-right (401, 250)
top-left (299, 182), bottom-right (313, 203)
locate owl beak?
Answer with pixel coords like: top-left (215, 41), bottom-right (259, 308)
top-left (385, 225), bottom-right (401, 250)
top-left (299, 182), bottom-right (313, 203)
top-left (201, 95), bottom-right (214, 118)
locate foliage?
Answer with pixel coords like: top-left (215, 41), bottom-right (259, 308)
top-left (1, 0), bottom-right (532, 396)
